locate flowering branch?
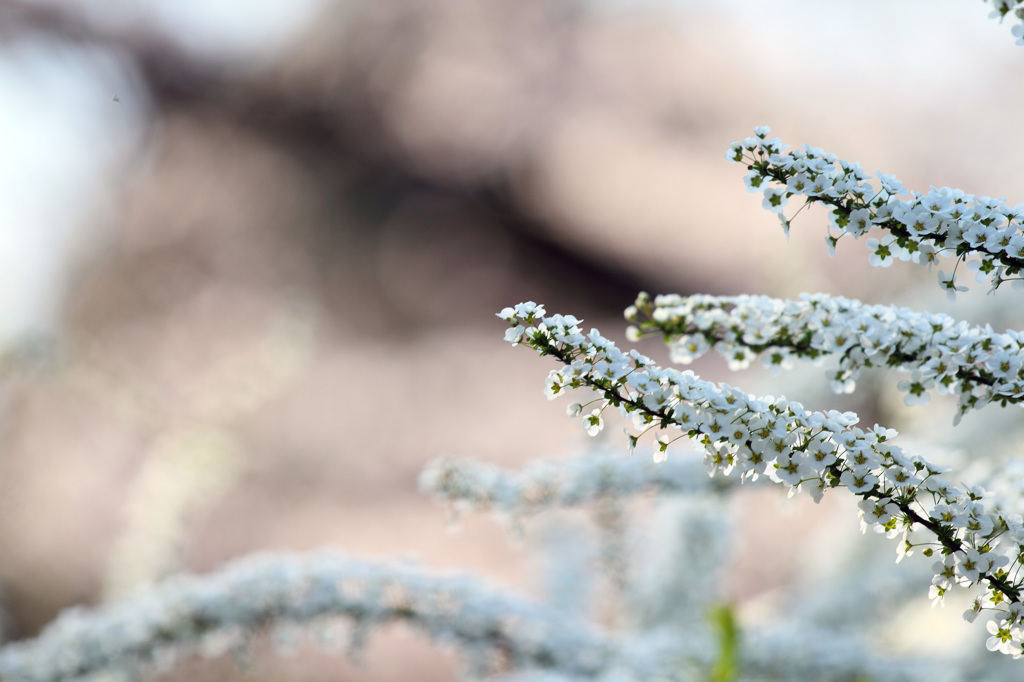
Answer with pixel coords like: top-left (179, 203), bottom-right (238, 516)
top-left (0, 547), bottom-right (936, 681)
top-left (624, 291), bottom-right (1024, 422)
top-left (0, 552), bottom-right (612, 682)
top-left (726, 126), bottom-right (1024, 298)
top-left (419, 450), bottom-right (737, 518)
top-left (500, 302), bottom-right (1024, 657)
top-left (424, 454), bottom-right (953, 680)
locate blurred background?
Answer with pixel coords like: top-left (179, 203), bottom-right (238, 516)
top-left (1, 0), bottom-right (1023, 678)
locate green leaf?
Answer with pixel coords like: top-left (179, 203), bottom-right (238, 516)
top-left (707, 603), bottom-right (740, 682)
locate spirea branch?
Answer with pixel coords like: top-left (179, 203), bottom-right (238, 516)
top-left (726, 127), bottom-right (1024, 298)
top-left (420, 450), bottom-right (738, 518)
top-left (0, 553), bottom-right (612, 682)
top-left (624, 291), bottom-right (1024, 422)
top-left (499, 302), bottom-right (1024, 656)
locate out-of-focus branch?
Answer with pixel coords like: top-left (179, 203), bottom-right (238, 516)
top-left (0, 552), bottom-right (614, 681)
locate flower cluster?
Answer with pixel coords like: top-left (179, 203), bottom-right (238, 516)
top-left (989, 0), bottom-right (1024, 45)
top-left (623, 291), bottom-right (1024, 422)
top-left (725, 126), bottom-right (1024, 297)
top-left (500, 301), bottom-right (1024, 657)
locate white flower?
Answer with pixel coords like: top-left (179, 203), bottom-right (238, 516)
top-left (582, 409), bottom-right (604, 436)
top-left (839, 468), bottom-right (878, 494)
top-left (857, 496), bottom-right (899, 532)
top-left (544, 371), bottom-right (565, 399)
top-left (939, 270), bottom-right (969, 301)
top-left (866, 237), bottom-right (894, 267)
top-left (929, 583), bottom-right (948, 608)
top-left (762, 187), bottom-right (789, 214)
top-left (875, 171), bottom-right (906, 196)
top-left (987, 619), bottom-right (1014, 654)
top-left (744, 170), bottom-right (769, 193)
top-left (725, 140), bottom-right (744, 162)
top-left (504, 325), bottom-right (526, 344)
top-left (954, 548), bottom-right (987, 583)
top-left (774, 454), bottom-right (816, 487)
top-left (847, 208), bottom-right (874, 236)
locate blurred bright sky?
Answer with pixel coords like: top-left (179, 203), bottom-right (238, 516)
top-left (0, 0), bottom-right (324, 341)
top-left (602, 0), bottom-right (1016, 85)
top-left (71, 0), bottom-right (326, 62)
top-left (0, 0), bottom-right (1017, 341)
top-left (0, 39), bottom-right (144, 340)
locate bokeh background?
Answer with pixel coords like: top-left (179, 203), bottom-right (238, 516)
top-left (2, 0), bottom-right (1024, 678)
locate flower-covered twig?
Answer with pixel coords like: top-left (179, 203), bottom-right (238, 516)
top-left (726, 127), bottom-right (1024, 297)
top-left (625, 291), bottom-right (1024, 421)
top-left (0, 552), bottom-right (613, 682)
top-left (499, 302), bottom-right (1024, 657)
top-left (0, 547), bottom-right (936, 682)
top-left (420, 449), bottom-right (737, 518)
